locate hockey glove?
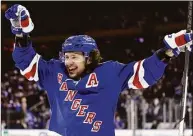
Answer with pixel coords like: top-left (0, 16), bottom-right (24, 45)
top-left (5, 4), bottom-right (34, 36)
top-left (163, 30), bottom-right (193, 56)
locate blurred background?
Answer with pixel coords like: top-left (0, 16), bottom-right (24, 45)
top-left (1, 1), bottom-right (193, 132)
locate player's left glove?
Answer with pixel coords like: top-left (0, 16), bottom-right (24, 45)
top-left (163, 30), bottom-right (193, 56)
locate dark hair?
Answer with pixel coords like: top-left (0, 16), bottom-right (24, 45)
top-left (85, 49), bottom-right (103, 72)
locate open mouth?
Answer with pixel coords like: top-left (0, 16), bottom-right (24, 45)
top-left (68, 67), bottom-right (77, 73)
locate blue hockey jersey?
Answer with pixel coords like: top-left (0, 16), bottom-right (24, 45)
top-left (12, 42), bottom-right (167, 136)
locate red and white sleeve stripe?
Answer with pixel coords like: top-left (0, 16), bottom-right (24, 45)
top-left (20, 54), bottom-right (41, 81)
top-left (128, 60), bottom-right (149, 89)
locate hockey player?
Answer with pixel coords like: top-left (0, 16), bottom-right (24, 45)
top-left (5, 4), bottom-right (193, 136)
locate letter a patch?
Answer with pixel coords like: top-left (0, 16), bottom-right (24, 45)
top-left (86, 73), bottom-right (99, 88)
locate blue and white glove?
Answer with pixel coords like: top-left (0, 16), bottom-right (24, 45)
top-left (5, 4), bottom-right (34, 36)
top-left (163, 30), bottom-right (193, 56)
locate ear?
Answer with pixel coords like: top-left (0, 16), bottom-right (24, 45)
top-left (86, 57), bottom-right (92, 65)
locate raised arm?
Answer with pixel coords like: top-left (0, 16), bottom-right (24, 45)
top-left (5, 4), bottom-right (59, 90)
top-left (114, 30), bottom-right (192, 90)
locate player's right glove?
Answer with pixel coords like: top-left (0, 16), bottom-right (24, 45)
top-left (5, 4), bottom-right (34, 36)
top-left (163, 30), bottom-right (193, 56)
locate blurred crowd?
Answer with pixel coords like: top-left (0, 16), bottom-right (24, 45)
top-left (1, 1), bottom-right (192, 130)
top-left (1, 70), bottom-right (50, 129)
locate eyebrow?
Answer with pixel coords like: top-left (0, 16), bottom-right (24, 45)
top-left (65, 54), bottom-right (78, 57)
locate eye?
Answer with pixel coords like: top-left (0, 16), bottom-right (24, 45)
top-left (64, 56), bottom-right (69, 59)
top-left (72, 56), bottom-right (77, 59)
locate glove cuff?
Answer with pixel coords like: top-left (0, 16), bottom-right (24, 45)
top-left (156, 47), bottom-right (174, 63)
top-left (163, 37), bottom-right (180, 57)
top-left (15, 34), bottom-right (31, 47)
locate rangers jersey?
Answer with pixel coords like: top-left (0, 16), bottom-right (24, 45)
top-left (12, 42), bottom-right (167, 136)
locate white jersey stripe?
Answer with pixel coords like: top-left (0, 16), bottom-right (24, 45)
top-left (20, 54), bottom-right (41, 81)
top-left (138, 59), bottom-right (149, 88)
top-left (128, 61), bottom-right (138, 89)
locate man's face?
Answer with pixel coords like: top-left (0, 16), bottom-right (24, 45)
top-left (64, 52), bottom-right (86, 79)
